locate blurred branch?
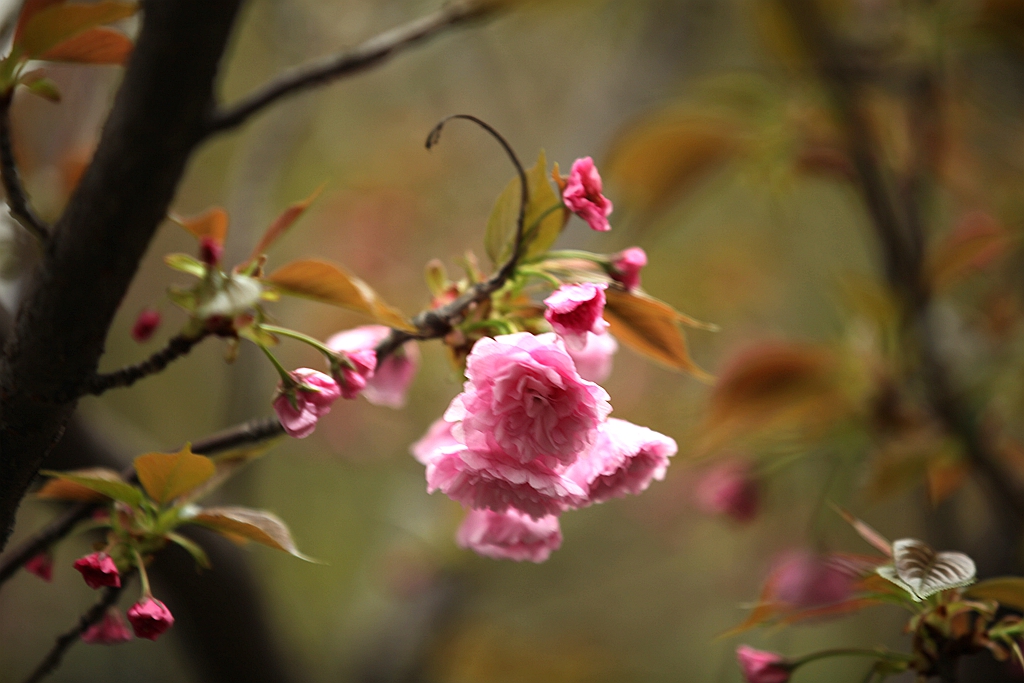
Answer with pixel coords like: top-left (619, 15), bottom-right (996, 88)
top-left (0, 415), bottom-right (284, 588)
top-left (204, 0), bottom-right (499, 136)
top-left (778, 0), bottom-right (1024, 534)
top-left (79, 330), bottom-right (212, 398)
top-left (22, 580), bottom-right (128, 683)
top-left (0, 94), bottom-right (49, 244)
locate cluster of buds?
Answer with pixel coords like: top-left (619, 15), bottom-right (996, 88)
top-left (73, 552), bottom-right (174, 642)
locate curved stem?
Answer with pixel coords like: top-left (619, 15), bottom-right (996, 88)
top-left (0, 93), bottom-right (49, 243)
top-left (260, 324), bottom-right (337, 359)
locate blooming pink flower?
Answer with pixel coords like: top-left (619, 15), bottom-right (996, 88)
top-left (444, 332), bottom-right (611, 468)
top-left (73, 552), bottom-right (120, 589)
top-left (327, 325), bottom-right (419, 408)
top-left (272, 368), bottom-right (341, 438)
top-left (410, 418), bottom-right (460, 465)
top-left (82, 609), bottom-right (133, 645)
top-left (198, 236), bottom-right (223, 266)
top-left (694, 460), bottom-right (759, 523)
top-left (567, 418), bottom-right (677, 505)
top-left (25, 552), bottom-right (52, 582)
top-left (736, 645), bottom-right (791, 683)
top-left (131, 309), bottom-right (161, 343)
top-left (610, 247), bottom-right (647, 291)
top-left (771, 550), bottom-right (856, 609)
top-left (456, 509), bottom-right (563, 563)
top-left (562, 157), bottom-right (613, 232)
top-left (426, 444), bottom-right (587, 519)
top-left (127, 597), bottom-right (174, 640)
top-left (567, 331), bottom-right (618, 384)
top-left (543, 283), bottom-right (609, 351)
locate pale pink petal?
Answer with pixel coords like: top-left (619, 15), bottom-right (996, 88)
top-left (456, 509), bottom-right (562, 562)
top-left (567, 418), bottom-right (677, 505)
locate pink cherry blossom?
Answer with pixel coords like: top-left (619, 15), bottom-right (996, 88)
top-left (73, 552), bottom-right (120, 589)
top-left (694, 460), bottom-right (759, 523)
top-left (127, 597), bottom-right (174, 640)
top-left (567, 418), bottom-right (677, 505)
top-left (427, 445), bottom-right (587, 519)
top-left (562, 157), bottom-right (613, 232)
top-left (736, 646), bottom-right (791, 683)
top-left (25, 552), bottom-right (52, 582)
top-left (567, 331), bottom-right (618, 383)
top-left (327, 325), bottom-right (419, 408)
top-left (543, 283), bottom-right (609, 351)
top-left (410, 418), bottom-right (459, 465)
top-left (272, 368), bottom-right (341, 438)
top-left (771, 550), bottom-right (856, 609)
top-left (444, 333), bottom-right (611, 469)
top-left (131, 309), bottom-right (160, 343)
top-left (610, 247), bottom-right (647, 291)
top-left (82, 609), bottom-right (133, 645)
top-left (456, 509), bottom-right (563, 563)
top-left (337, 348), bottom-right (377, 400)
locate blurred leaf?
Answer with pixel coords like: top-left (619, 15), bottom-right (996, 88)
top-left (39, 468), bottom-right (142, 506)
top-left (164, 253), bottom-right (205, 278)
top-left (171, 206), bottom-right (228, 247)
top-left (180, 441), bottom-right (278, 505)
top-left (166, 531), bottom-right (211, 569)
top-left (18, 1), bottom-right (136, 59)
top-left (834, 507), bottom-right (893, 557)
top-left (485, 150), bottom-right (565, 266)
top-left (36, 467), bottom-right (123, 502)
top-left (40, 26), bottom-right (131, 64)
top-left (14, 0), bottom-right (63, 43)
top-left (134, 444), bottom-right (216, 505)
top-left (265, 259), bottom-right (414, 331)
top-left (21, 73), bottom-right (60, 102)
top-left (926, 455), bottom-right (970, 505)
top-left (967, 577), bottom-right (1024, 611)
top-left (928, 211), bottom-right (1013, 290)
top-left (603, 288), bottom-right (712, 380)
top-left (191, 506), bottom-right (317, 561)
top-left (246, 184), bottom-right (324, 264)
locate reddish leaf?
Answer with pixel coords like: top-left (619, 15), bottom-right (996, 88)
top-left (18, 1), bottom-right (137, 58)
top-left (134, 444), bottom-right (215, 505)
top-left (40, 26), bottom-right (132, 64)
top-left (247, 184), bottom-right (325, 263)
top-left (928, 211), bottom-right (1014, 290)
top-left (171, 207), bottom-right (228, 247)
top-left (14, 0), bottom-right (63, 43)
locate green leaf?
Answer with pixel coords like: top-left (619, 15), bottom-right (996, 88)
top-left (18, 1), bottom-right (137, 59)
top-left (166, 531), bottom-right (211, 569)
top-left (264, 259), bottom-right (414, 331)
top-left (190, 506), bottom-right (318, 562)
top-left (245, 185), bottom-right (324, 264)
top-left (134, 444), bottom-right (216, 505)
top-left (36, 466), bottom-right (123, 502)
top-left (164, 253), bottom-right (206, 278)
top-left (603, 287), bottom-right (712, 380)
top-left (167, 287), bottom-right (197, 313)
top-left (39, 469), bottom-right (143, 506)
top-left (484, 150), bottom-right (566, 266)
top-left (19, 71), bottom-right (60, 102)
top-left (966, 577), bottom-right (1024, 611)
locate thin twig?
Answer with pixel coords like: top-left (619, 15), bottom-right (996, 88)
top-left (0, 94), bottom-right (49, 243)
top-left (80, 331), bottom-right (212, 397)
top-left (0, 416), bottom-right (284, 587)
top-left (204, 0), bottom-right (498, 136)
top-left (22, 580), bottom-right (128, 683)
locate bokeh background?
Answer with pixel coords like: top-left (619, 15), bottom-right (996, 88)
top-left (3, 0), bottom-right (1024, 681)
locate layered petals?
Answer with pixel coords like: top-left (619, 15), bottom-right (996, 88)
top-left (127, 598), bottom-right (174, 641)
top-left (456, 509), bottom-right (562, 563)
top-left (273, 368), bottom-right (341, 438)
top-left (562, 157), bottom-right (613, 232)
top-left (566, 331), bottom-right (618, 383)
top-left (567, 418), bottom-right (677, 505)
top-left (544, 283), bottom-right (609, 351)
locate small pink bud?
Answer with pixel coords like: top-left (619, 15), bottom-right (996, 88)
top-left (562, 157), bottom-right (613, 232)
top-left (82, 609), bottom-right (133, 645)
top-left (736, 646), bottom-right (792, 683)
top-left (610, 247), bottom-right (647, 291)
top-left (771, 550), bottom-right (855, 609)
top-left (327, 325), bottom-right (418, 408)
top-left (25, 552), bottom-right (53, 582)
top-left (198, 236), bottom-right (223, 266)
top-left (694, 460), bottom-right (759, 523)
top-left (272, 368), bottom-right (341, 439)
top-left (337, 348), bottom-right (376, 400)
top-left (127, 597), bottom-right (174, 640)
top-left (73, 552), bottom-right (120, 589)
top-left (131, 309), bottom-right (161, 343)
top-left (543, 282), bottom-right (609, 351)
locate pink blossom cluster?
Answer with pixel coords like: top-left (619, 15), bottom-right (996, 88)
top-left (72, 552), bottom-right (175, 642)
top-left (412, 331), bottom-right (676, 562)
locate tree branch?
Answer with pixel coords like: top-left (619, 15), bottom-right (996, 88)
top-left (204, 0), bottom-right (498, 137)
top-left (0, 0), bottom-right (245, 553)
top-left (0, 94), bottom-right (49, 243)
top-left (80, 331), bottom-right (212, 398)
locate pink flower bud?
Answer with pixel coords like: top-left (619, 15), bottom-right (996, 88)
top-left (694, 460), bottom-right (759, 523)
top-left (562, 157), bottom-right (613, 232)
top-left (544, 282), bottom-right (609, 351)
top-left (566, 331), bottom-right (618, 383)
top-left (82, 609), bottom-right (133, 645)
top-left (198, 236), bottom-right (223, 266)
top-left (456, 509), bottom-right (563, 563)
top-left (131, 309), bottom-right (161, 343)
top-left (127, 597), bottom-right (174, 640)
top-left (610, 247), bottom-right (647, 291)
top-left (272, 368), bottom-right (341, 438)
top-left (73, 552), bottom-right (120, 589)
top-left (327, 325), bottom-right (419, 408)
top-left (337, 348), bottom-right (377, 400)
top-left (25, 552), bottom-right (53, 582)
top-left (736, 646), bottom-right (792, 683)
top-left (771, 550), bottom-right (855, 609)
